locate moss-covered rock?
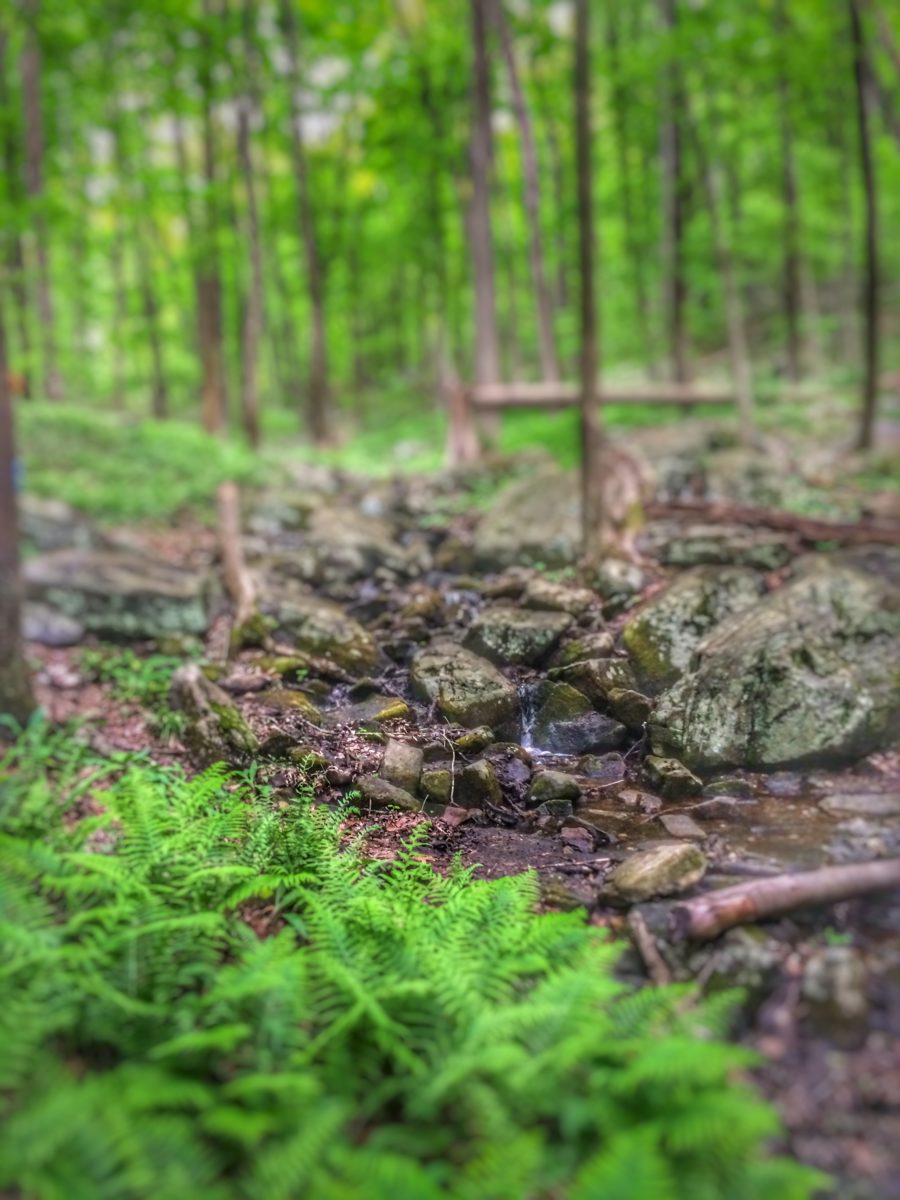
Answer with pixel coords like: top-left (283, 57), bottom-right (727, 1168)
top-left (456, 759), bottom-right (502, 809)
top-left (641, 755), bottom-right (703, 800)
top-left (473, 464), bottom-right (580, 570)
top-left (410, 639), bottom-right (519, 732)
top-left (381, 739), bottom-right (424, 794)
top-left (266, 590), bottom-right (381, 675)
top-left (356, 775), bottom-right (420, 812)
top-left (528, 770), bottom-right (582, 806)
top-left (252, 688), bottom-right (322, 723)
top-left (170, 664), bottom-right (258, 764)
top-left (607, 842), bottom-right (707, 902)
top-left (530, 682), bottom-right (626, 755)
top-left (464, 606), bottom-right (572, 666)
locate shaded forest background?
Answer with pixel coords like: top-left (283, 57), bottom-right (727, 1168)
top-left (0, 0), bottom-right (898, 455)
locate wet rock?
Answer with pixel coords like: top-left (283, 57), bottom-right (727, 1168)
top-left (23, 602), bottom-right (84, 646)
top-left (473, 464), bottom-right (579, 570)
top-left (576, 752), bottom-right (626, 785)
top-left (528, 770), bottom-right (582, 806)
top-left (381, 739), bottom-right (424, 794)
top-left (170, 664), bottom-right (258, 764)
top-left (356, 775), bottom-right (420, 812)
top-left (250, 688), bottom-right (322, 723)
top-left (642, 521), bottom-right (796, 570)
top-left (464, 605), bottom-right (572, 666)
top-left (421, 768), bottom-right (453, 804)
top-left (547, 657), bottom-right (636, 705)
top-left (25, 549), bottom-right (208, 639)
top-left (608, 842), bottom-right (707, 902)
top-left (607, 687), bottom-right (652, 731)
top-left (641, 755), bottom-right (703, 800)
top-left (456, 759), bottom-right (502, 809)
top-left (453, 726), bottom-right (495, 753)
top-left (410, 639), bottom-right (519, 732)
top-left (659, 812), bottom-right (706, 840)
top-left (802, 945), bottom-right (869, 1048)
top-left (324, 693), bottom-right (410, 727)
top-left (266, 589), bottom-right (381, 675)
top-left (651, 560), bottom-right (900, 770)
top-left (549, 630), bottom-right (616, 666)
top-left (531, 682), bottom-right (626, 755)
top-left (623, 566), bottom-right (763, 690)
top-left (522, 575), bottom-right (597, 615)
top-left (701, 775), bottom-right (756, 800)
top-left (819, 793), bottom-right (900, 817)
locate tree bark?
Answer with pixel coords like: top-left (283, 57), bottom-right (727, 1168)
top-left (235, 0), bottom-right (263, 450)
top-left (280, 0), bottom-right (330, 445)
top-left (467, 0), bottom-right (502, 401)
top-left (20, 0), bottom-right (61, 400)
top-left (574, 0), bottom-right (603, 563)
top-left (493, 0), bottom-right (559, 382)
top-left (849, 0), bottom-right (880, 451)
top-left (775, 0), bottom-right (803, 382)
top-left (0, 28), bottom-right (32, 399)
top-left (659, 0), bottom-right (689, 384)
top-left (0, 307), bottom-right (35, 728)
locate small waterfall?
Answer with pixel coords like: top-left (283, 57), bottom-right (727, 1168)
top-left (518, 682), bottom-right (540, 751)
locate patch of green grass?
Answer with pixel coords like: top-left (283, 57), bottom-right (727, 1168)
top-left (0, 722), bottom-right (825, 1200)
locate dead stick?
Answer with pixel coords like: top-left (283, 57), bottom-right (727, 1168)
top-left (646, 500), bottom-right (900, 546)
top-left (671, 858), bottom-right (900, 942)
top-left (627, 910), bottom-right (672, 986)
top-left (216, 480), bottom-right (256, 633)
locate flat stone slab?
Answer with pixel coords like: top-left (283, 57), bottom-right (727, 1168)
top-left (819, 793), bottom-right (900, 818)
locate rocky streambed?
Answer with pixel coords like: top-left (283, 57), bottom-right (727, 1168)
top-left (20, 425), bottom-right (900, 1196)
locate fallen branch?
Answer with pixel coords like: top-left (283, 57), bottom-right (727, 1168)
top-left (646, 499), bottom-right (900, 546)
top-left (670, 857), bottom-right (900, 942)
top-left (627, 910), bottom-right (672, 986)
top-left (216, 481), bottom-right (257, 656)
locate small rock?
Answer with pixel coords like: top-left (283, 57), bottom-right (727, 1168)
top-left (659, 812), bottom-right (706, 840)
top-left (607, 687), bottom-right (652, 731)
top-left (410, 639), bottom-right (519, 732)
top-left (537, 797), bottom-right (575, 818)
top-left (802, 945), bottom-right (869, 1048)
top-left (252, 688), bottom-right (322, 723)
top-left (576, 753), bottom-right (626, 785)
top-left (456, 759), bottom-right (502, 809)
top-left (356, 775), bottom-right (420, 812)
top-left (421, 768), bottom-right (453, 804)
top-left (287, 746), bottom-right (328, 770)
top-left (528, 770), bottom-right (582, 806)
top-left (819, 793), bottom-right (900, 817)
top-left (560, 825), bottom-right (595, 853)
top-left (548, 657), bottom-right (636, 705)
top-left (607, 842), bottom-right (707, 902)
top-left (464, 606), bottom-right (572, 666)
top-left (701, 775), bottom-right (756, 800)
top-left (642, 755), bottom-right (703, 800)
top-left (453, 726), bottom-right (495, 753)
top-left (381, 739), bottom-right (424, 794)
top-left (531, 681), bottom-right (626, 755)
top-left (549, 631), bottom-right (616, 667)
top-left (522, 576), bottom-right (597, 615)
top-left (22, 602), bottom-right (84, 647)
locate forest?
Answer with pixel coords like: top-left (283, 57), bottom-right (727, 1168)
top-left (1, 0), bottom-right (899, 1197)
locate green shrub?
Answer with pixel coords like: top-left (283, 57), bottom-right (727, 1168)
top-left (0, 725), bottom-right (824, 1199)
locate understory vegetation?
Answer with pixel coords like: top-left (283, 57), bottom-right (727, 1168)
top-left (0, 722), bottom-right (823, 1199)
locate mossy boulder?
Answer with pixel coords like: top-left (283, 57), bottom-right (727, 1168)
top-left (623, 566), bottom-right (764, 691)
top-left (356, 775), bottom-right (420, 812)
top-left (548, 657), bottom-right (636, 705)
top-left (381, 739), bottom-right (424, 794)
top-left (528, 770), bottom-right (582, 806)
top-left (549, 631), bottom-right (616, 666)
top-left (251, 688), bottom-right (322, 723)
top-left (170, 664), bottom-right (258, 764)
top-left (464, 606), bottom-right (572, 666)
top-left (650, 560), bottom-right (900, 770)
top-left (266, 590), bottom-right (381, 675)
top-left (641, 755), bottom-right (703, 800)
top-left (456, 759), bottom-right (502, 809)
top-left (473, 464), bottom-right (579, 570)
top-left (522, 576), bottom-right (597, 615)
top-left (531, 682), bottom-right (626, 755)
top-left (607, 843), bottom-right (707, 903)
top-left (410, 639), bottom-right (519, 732)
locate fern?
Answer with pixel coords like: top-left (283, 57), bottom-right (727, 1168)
top-left (0, 730), bottom-right (828, 1199)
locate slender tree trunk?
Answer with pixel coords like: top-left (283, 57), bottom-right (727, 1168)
top-left (0, 30), bottom-right (31, 399)
top-left (20, 0), bottom-right (61, 400)
top-left (659, 0), bottom-right (690, 384)
top-left (849, 0), bottom-right (880, 451)
top-left (493, 0), bottom-right (558, 381)
top-left (575, 0), bottom-right (602, 562)
top-left (775, 0), bottom-right (803, 382)
top-left (468, 0), bottom-right (502, 398)
top-left (0, 307), bottom-right (35, 727)
top-left (280, 0), bottom-right (329, 444)
top-left (110, 210), bottom-right (128, 410)
top-left (235, 0), bottom-right (263, 449)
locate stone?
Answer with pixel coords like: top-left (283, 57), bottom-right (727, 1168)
top-left (410, 639), bottom-right (519, 732)
top-left (456, 759), bottom-right (502, 809)
top-left (650, 560), bottom-right (900, 770)
top-left (548, 657), bottom-right (636, 705)
top-left (356, 775), bottom-right (420, 812)
top-left (576, 753), bottom-right (626, 785)
top-left (452, 726), bottom-right (495, 753)
top-left (623, 566), bottom-right (764, 690)
top-left (473, 463), bottom-right (580, 570)
top-left (593, 558), bottom-right (647, 609)
top-left (250, 689), bottom-right (322, 723)
top-left (702, 776), bottom-right (756, 800)
top-left (659, 812), bottom-right (706, 840)
top-left (464, 606), bottom-right (572, 666)
top-left (22, 602), bottom-right (84, 646)
top-left (528, 770), bottom-right (582, 806)
top-left (642, 521), bottom-right (796, 570)
top-left (819, 793), bottom-right (900, 817)
top-left (531, 682), bottom-right (626, 755)
top-left (522, 575), bottom-right (597, 615)
top-left (169, 664), bottom-right (258, 764)
top-left (549, 630), bottom-right (616, 666)
top-left (266, 589), bottom-right (381, 675)
top-left (641, 755), bottom-right (703, 800)
top-left (381, 739), bottom-right (424, 794)
top-left (607, 842), bottom-right (707, 902)
top-left (324, 694), bottom-right (410, 727)
top-left (607, 687), bottom-right (652, 731)
top-left (19, 495), bottom-right (100, 552)
top-left (802, 945), bottom-right (869, 1048)
top-left (25, 549), bottom-right (208, 640)
top-left (421, 769), bottom-right (453, 804)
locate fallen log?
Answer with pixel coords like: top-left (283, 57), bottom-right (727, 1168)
top-left (670, 857), bottom-right (900, 942)
top-left (646, 499), bottom-right (900, 546)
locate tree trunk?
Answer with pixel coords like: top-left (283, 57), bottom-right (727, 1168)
top-left (775, 0), bottom-right (802, 382)
top-left (20, 0), bottom-right (61, 400)
top-left (468, 0), bottom-right (502, 401)
top-left (110, 208), bottom-right (128, 410)
top-left (235, 0), bottom-right (263, 450)
top-left (574, 0), bottom-right (603, 563)
top-left (659, 0), bottom-right (689, 384)
top-left (0, 308), bottom-right (35, 727)
top-left (280, 0), bottom-right (330, 445)
top-left (849, 0), bottom-right (880, 451)
top-left (493, 0), bottom-right (559, 381)
top-left (0, 29), bottom-right (32, 399)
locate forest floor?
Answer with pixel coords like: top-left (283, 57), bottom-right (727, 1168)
top-left (16, 409), bottom-right (900, 1198)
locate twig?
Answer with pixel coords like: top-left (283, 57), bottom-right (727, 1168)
top-left (647, 499), bottom-right (900, 547)
top-left (627, 910), bottom-right (672, 986)
top-left (671, 857), bottom-right (900, 942)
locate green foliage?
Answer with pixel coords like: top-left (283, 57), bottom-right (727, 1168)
top-left (0, 728), bottom-right (825, 1199)
top-left (77, 645), bottom-right (195, 739)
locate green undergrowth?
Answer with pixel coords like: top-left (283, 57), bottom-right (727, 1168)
top-left (0, 721), bottom-right (825, 1200)
top-left (76, 645), bottom-right (201, 739)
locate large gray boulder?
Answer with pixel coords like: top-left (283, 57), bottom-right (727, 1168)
top-left (24, 549), bottom-right (207, 639)
top-left (650, 560), bottom-right (900, 770)
top-left (474, 464), bottom-right (579, 570)
top-left (410, 639), bottom-right (519, 732)
top-left (623, 566), bottom-right (764, 690)
top-left (464, 606), bottom-right (572, 666)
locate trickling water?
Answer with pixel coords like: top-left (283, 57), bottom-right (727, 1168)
top-left (518, 682), bottom-right (540, 752)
